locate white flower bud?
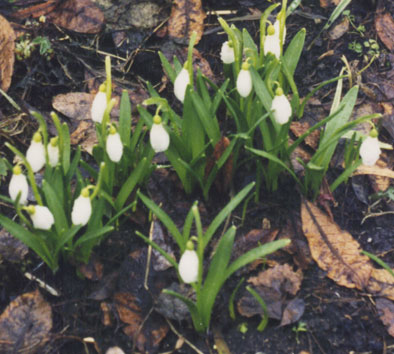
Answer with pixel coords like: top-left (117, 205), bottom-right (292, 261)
top-left (237, 64), bottom-right (252, 98)
top-left (47, 137), bottom-right (59, 167)
top-left (106, 129), bottom-right (123, 163)
top-left (271, 88), bottom-right (292, 124)
top-left (26, 133), bottom-right (46, 172)
top-left (150, 116), bottom-right (170, 153)
top-left (28, 205), bottom-right (54, 230)
top-left (71, 190), bottom-right (92, 226)
top-left (174, 67), bottom-right (190, 103)
top-left (359, 136), bottom-right (381, 166)
top-left (179, 249), bottom-right (198, 284)
top-left (91, 88), bottom-right (107, 123)
top-left (9, 166), bottom-right (28, 205)
top-left (220, 41), bottom-right (235, 64)
top-left (264, 24), bottom-right (281, 60)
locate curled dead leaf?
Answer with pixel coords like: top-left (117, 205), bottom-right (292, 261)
top-left (168, 0), bottom-right (206, 45)
top-left (0, 290), bottom-right (52, 354)
top-left (0, 14), bottom-right (15, 92)
top-left (48, 0), bottom-right (104, 34)
top-left (375, 12), bottom-right (394, 51)
top-left (376, 298), bottom-right (394, 337)
top-left (301, 199), bottom-right (373, 290)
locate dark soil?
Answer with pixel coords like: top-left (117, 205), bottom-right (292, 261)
top-left (0, 1), bottom-right (393, 353)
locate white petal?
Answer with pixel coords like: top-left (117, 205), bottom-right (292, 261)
top-left (26, 141), bottom-right (46, 172)
top-left (91, 91), bottom-right (107, 123)
top-left (264, 34), bottom-right (280, 59)
top-left (150, 123), bottom-right (170, 153)
top-left (360, 137), bottom-right (381, 166)
top-left (236, 69), bottom-right (252, 97)
top-left (273, 20), bottom-right (286, 43)
top-left (272, 94), bottom-right (292, 124)
top-left (179, 250), bottom-right (198, 284)
top-left (106, 132), bottom-right (123, 162)
top-left (220, 41), bottom-right (235, 64)
top-left (71, 195), bottom-right (92, 226)
top-left (47, 144), bottom-right (59, 167)
top-left (9, 173), bottom-right (28, 205)
top-left (174, 68), bottom-right (190, 103)
top-left (30, 205), bottom-right (54, 230)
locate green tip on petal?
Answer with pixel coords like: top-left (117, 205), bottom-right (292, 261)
top-left (267, 24), bottom-right (275, 36)
top-left (370, 129), bottom-right (378, 138)
top-left (183, 60), bottom-right (189, 69)
top-left (32, 132), bottom-right (42, 143)
top-left (186, 240), bottom-right (194, 250)
top-left (275, 87), bottom-right (284, 96)
top-left (153, 115), bottom-right (162, 125)
top-left (13, 165), bottom-right (22, 175)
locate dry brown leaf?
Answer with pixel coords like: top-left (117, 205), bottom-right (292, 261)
top-left (353, 164), bottom-right (394, 179)
top-left (301, 199), bottom-right (373, 290)
top-left (48, 0), bottom-right (104, 34)
top-left (248, 264), bottom-right (303, 296)
top-left (280, 298), bottom-right (305, 326)
top-left (320, 0), bottom-right (341, 8)
top-left (328, 16), bottom-right (349, 40)
top-left (366, 268), bottom-right (394, 301)
top-left (290, 121), bottom-right (320, 149)
top-left (375, 12), bottom-right (394, 51)
top-left (0, 290), bottom-right (52, 354)
top-left (11, 0), bottom-right (58, 19)
top-left (0, 14), bottom-right (15, 92)
top-left (376, 298), bottom-right (394, 337)
top-left (78, 255), bottom-right (104, 281)
top-left (53, 92), bottom-right (94, 120)
top-left (168, 0), bottom-right (206, 45)
top-left (150, 220), bottom-right (175, 271)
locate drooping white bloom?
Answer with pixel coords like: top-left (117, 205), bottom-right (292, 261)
top-left (47, 137), bottom-right (59, 167)
top-left (26, 132), bottom-right (46, 172)
top-left (150, 115), bottom-right (170, 153)
top-left (9, 165), bottom-right (28, 205)
top-left (106, 127), bottom-right (123, 162)
top-left (91, 85), bottom-right (107, 123)
top-left (174, 67), bottom-right (190, 103)
top-left (28, 205), bottom-right (54, 230)
top-left (237, 62), bottom-right (252, 97)
top-left (359, 136), bottom-right (381, 166)
top-left (271, 88), bottom-right (292, 124)
top-left (71, 189), bottom-right (92, 226)
top-left (220, 41), bottom-right (235, 64)
top-left (179, 249), bottom-right (199, 284)
top-left (264, 24), bottom-right (280, 59)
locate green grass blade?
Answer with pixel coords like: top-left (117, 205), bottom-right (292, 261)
top-left (42, 180), bottom-right (68, 235)
top-left (283, 28), bottom-right (306, 77)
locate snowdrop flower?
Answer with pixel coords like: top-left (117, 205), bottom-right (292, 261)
top-left (178, 241), bottom-right (199, 284)
top-left (9, 165), bottom-right (28, 205)
top-left (271, 87), bottom-right (292, 124)
top-left (220, 41), bottom-right (235, 64)
top-left (91, 84), bottom-right (107, 123)
top-left (236, 61), bottom-right (252, 97)
top-left (71, 188), bottom-right (92, 226)
top-left (47, 137), bottom-right (59, 167)
top-left (27, 205), bottom-right (54, 230)
top-left (264, 24), bottom-right (280, 59)
top-left (26, 132), bottom-right (46, 172)
top-left (150, 115), bottom-right (170, 153)
top-left (359, 133), bottom-right (381, 166)
top-left (174, 64), bottom-right (190, 103)
top-left (106, 125), bottom-right (123, 162)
